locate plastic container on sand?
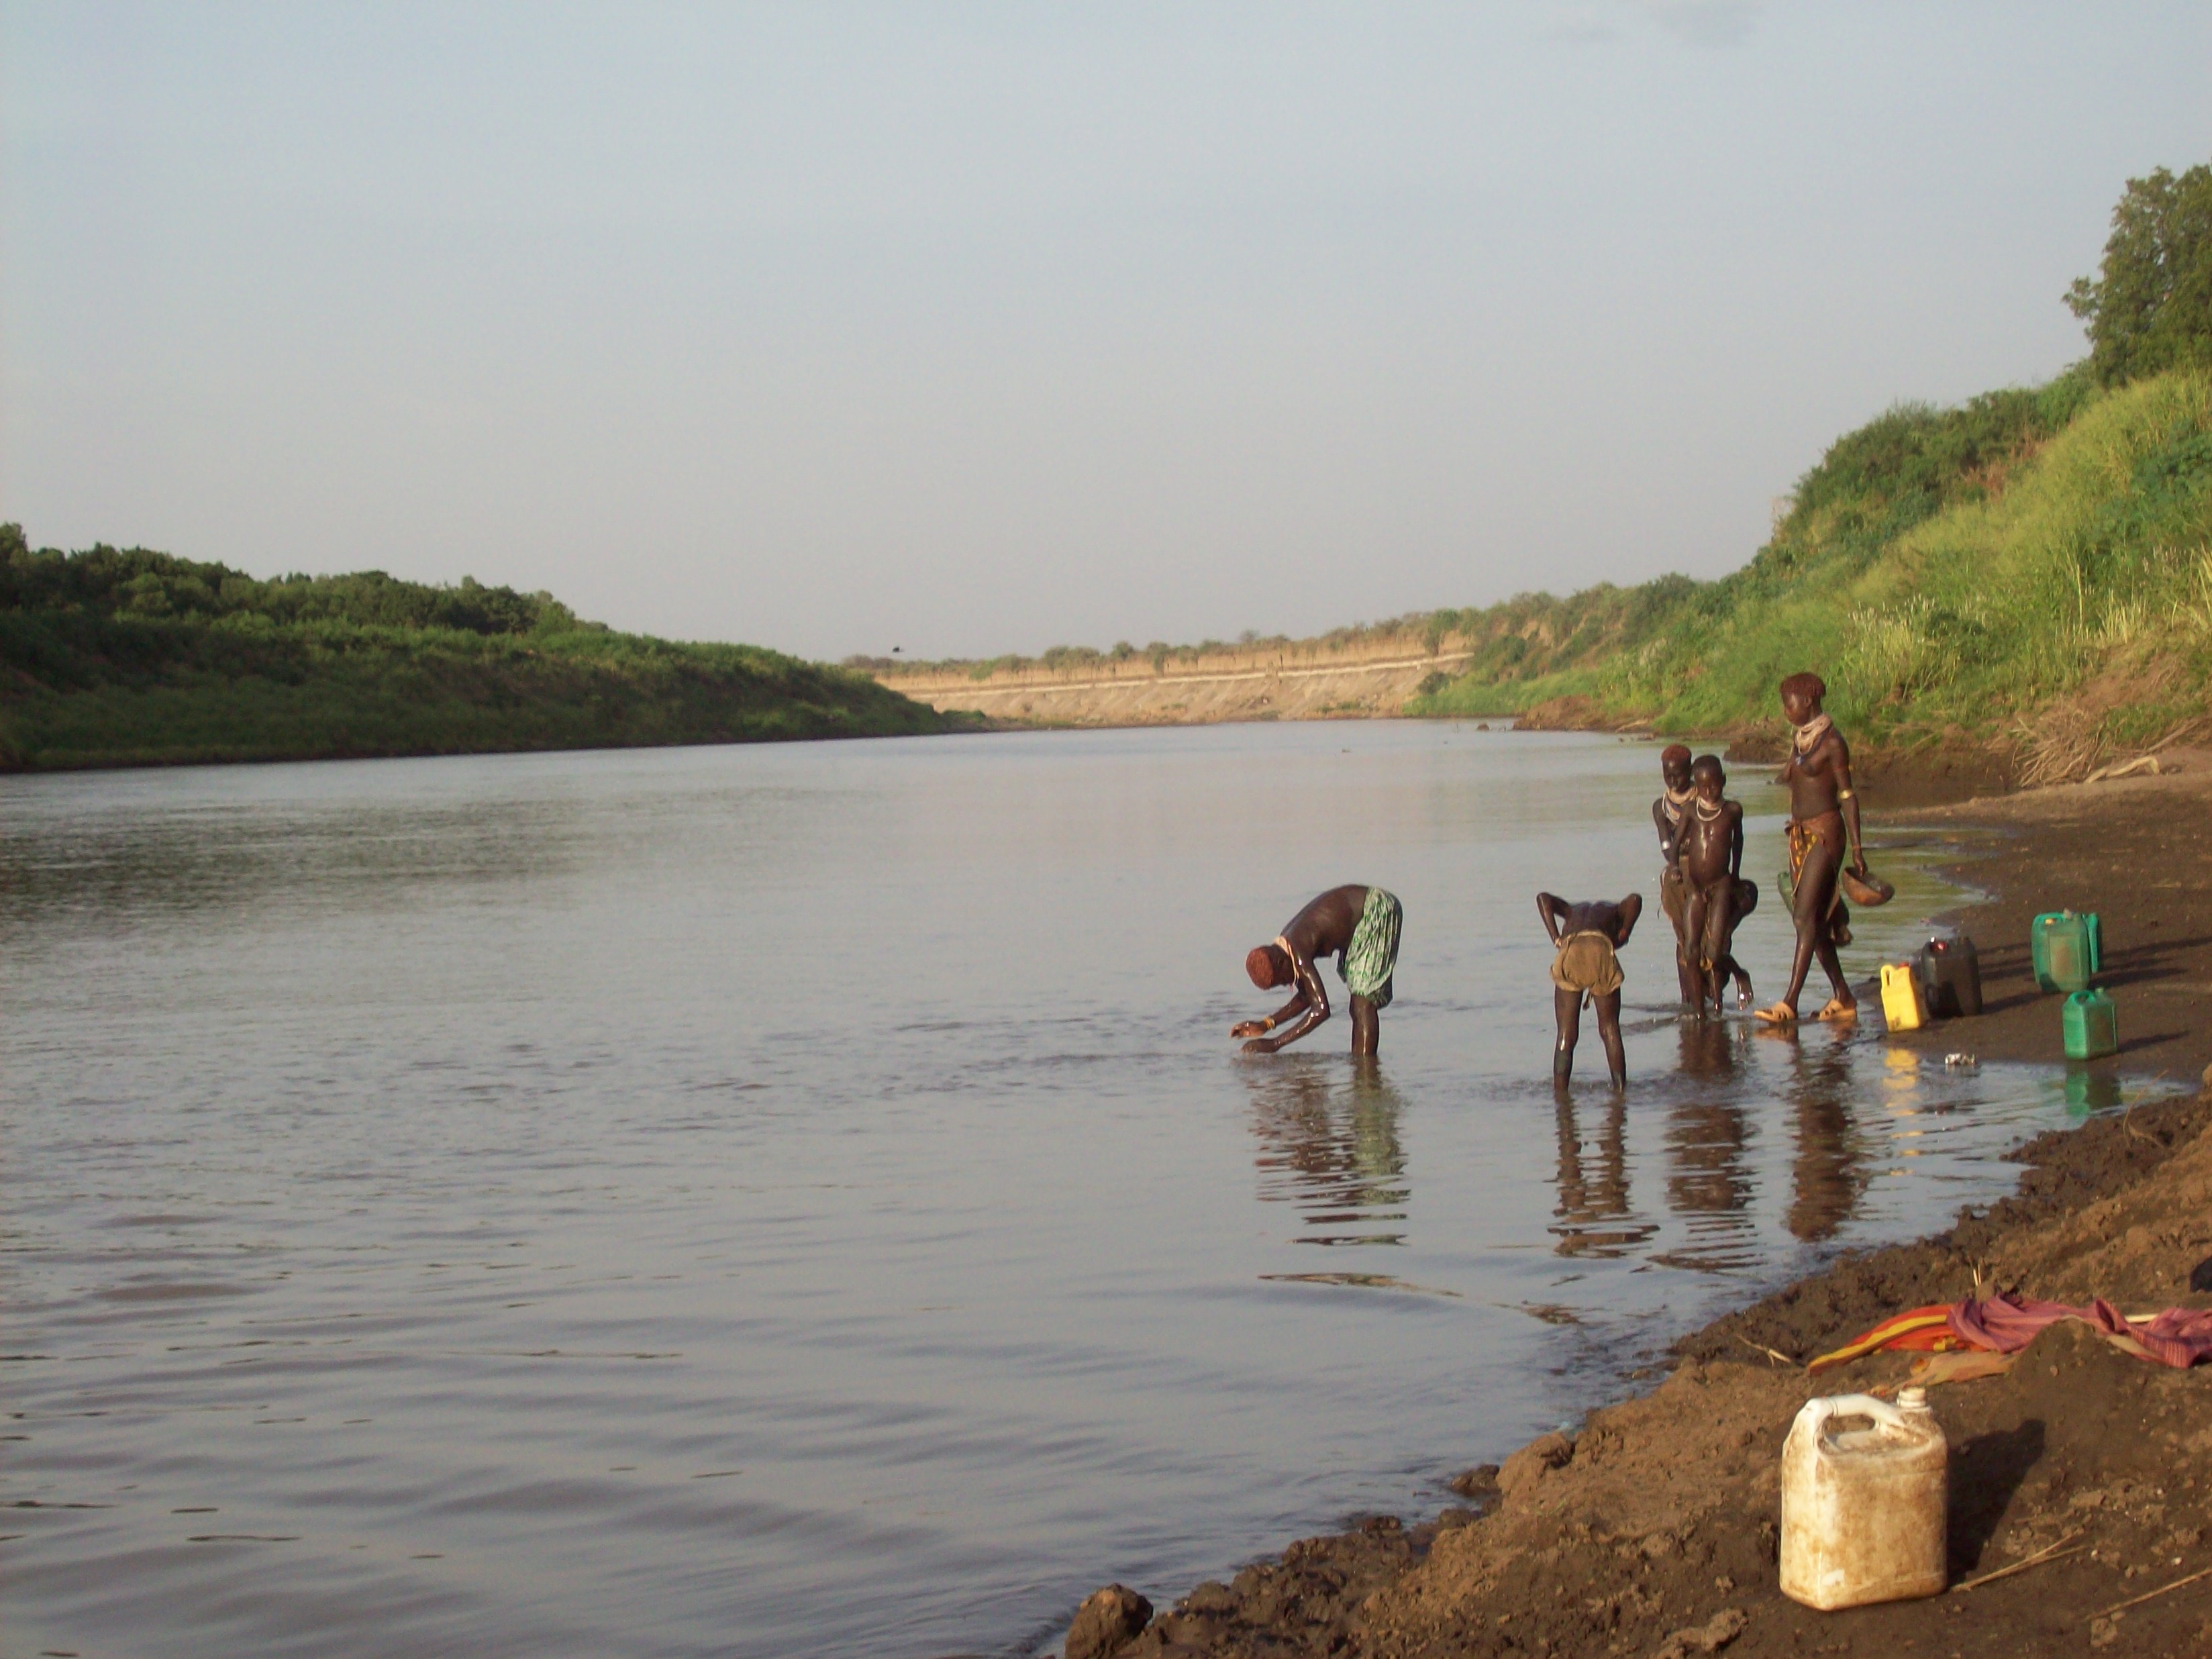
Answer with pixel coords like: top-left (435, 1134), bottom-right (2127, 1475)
top-left (1780, 1387), bottom-right (1948, 1611)
top-left (2031, 911), bottom-right (2101, 994)
top-left (2062, 988), bottom-right (2119, 1061)
top-left (1915, 936), bottom-right (1982, 1019)
top-left (1879, 963), bottom-right (1927, 1033)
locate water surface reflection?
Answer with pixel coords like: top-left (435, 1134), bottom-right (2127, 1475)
top-left (1248, 1064), bottom-right (1409, 1247)
top-left (1550, 1094), bottom-right (1648, 1259)
top-left (0, 727), bottom-right (2161, 1659)
top-left (1787, 1042), bottom-right (1871, 1242)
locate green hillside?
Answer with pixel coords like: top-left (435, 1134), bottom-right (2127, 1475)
top-left (1409, 161), bottom-right (2212, 783)
top-left (1410, 368), bottom-right (2212, 779)
top-left (0, 528), bottom-right (955, 770)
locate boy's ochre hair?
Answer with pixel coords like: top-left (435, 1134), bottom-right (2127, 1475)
top-left (1778, 670), bottom-right (1827, 705)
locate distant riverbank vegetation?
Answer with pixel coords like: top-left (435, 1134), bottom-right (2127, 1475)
top-left (870, 162), bottom-right (2212, 784)
top-left (1411, 362), bottom-right (2212, 781)
top-left (0, 532), bottom-right (956, 770)
top-left (848, 614), bottom-right (1455, 683)
top-left (868, 366), bottom-right (2211, 781)
top-left (1405, 160), bottom-right (2212, 782)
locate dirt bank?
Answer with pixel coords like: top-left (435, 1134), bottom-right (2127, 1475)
top-left (1046, 770), bottom-right (2212, 1659)
top-left (874, 644), bottom-right (1471, 726)
top-left (1878, 760), bottom-right (2212, 1085)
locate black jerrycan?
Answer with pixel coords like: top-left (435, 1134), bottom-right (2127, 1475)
top-left (1915, 936), bottom-right (1982, 1019)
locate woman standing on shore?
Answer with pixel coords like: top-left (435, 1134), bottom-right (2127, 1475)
top-left (1755, 672), bottom-right (1868, 1027)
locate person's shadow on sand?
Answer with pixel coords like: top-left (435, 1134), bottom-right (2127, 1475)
top-left (2094, 932), bottom-right (2212, 989)
top-left (1948, 1418), bottom-right (2046, 1575)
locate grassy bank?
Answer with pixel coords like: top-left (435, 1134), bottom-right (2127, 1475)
top-left (1407, 366), bottom-right (2212, 781)
top-left (867, 367), bottom-right (2212, 776)
top-left (881, 164), bottom-right (2212, 774)
top-left (1408, 158), bottom-right (2212, 777)
top-left (0, 530), bottom-right (956, 770)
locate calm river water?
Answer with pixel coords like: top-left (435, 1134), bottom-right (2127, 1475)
top-left (1, 723), bottom-right (2128, 1657)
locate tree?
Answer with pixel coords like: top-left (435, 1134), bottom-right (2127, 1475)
top-left (2066, 162), bottom-right (2212, 385)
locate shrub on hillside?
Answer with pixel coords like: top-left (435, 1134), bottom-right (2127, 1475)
top-left (2068, 160), bottom-right (2212, 386)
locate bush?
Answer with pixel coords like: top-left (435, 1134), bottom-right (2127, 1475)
top-left (0, 530), bottom-right (951, 767)
top-left (2067, 160), bottom-right (2212, 385)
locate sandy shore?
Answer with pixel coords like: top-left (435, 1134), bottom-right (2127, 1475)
top-left (1049, 769), bottom-right (2212, 1659)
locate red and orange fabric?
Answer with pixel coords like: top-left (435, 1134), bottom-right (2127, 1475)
top-left (1809, 1292), bottom-right (2212, 1374)
top-left (1807, 1305), bottom-right (1966, 1372)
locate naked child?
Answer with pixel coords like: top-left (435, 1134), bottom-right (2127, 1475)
top-left (1653, 744), bottom-right (1699, 1004)
top-left (1673, 754), bottom-right (1755, 1019)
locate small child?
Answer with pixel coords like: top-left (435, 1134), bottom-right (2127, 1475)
top-left (1538, 891), bottom-right (1642, 1089)
top-left (1672, 754), bottom-right (1757, 1018)
top-left (1652, 744), bottom-right (1698, 1004)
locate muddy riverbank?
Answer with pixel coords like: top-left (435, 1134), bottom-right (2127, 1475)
top-left (1048, 768), bottom-right (2212, 1659)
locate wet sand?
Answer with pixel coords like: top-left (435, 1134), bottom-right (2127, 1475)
top-left (1885, 762), bottom-right (2212, 1084)
top-left (1054, 768), bottom-right (2212, 1659)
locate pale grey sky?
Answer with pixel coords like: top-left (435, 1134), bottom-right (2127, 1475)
top-left (4, 3), bottom-right (2209, 660)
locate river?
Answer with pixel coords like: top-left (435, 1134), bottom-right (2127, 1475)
top-left (0, 723), bottom-right (2124, 1656)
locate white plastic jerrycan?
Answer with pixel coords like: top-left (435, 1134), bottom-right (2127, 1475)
top-left (1779, 1387), bottom-right (1948, 1610)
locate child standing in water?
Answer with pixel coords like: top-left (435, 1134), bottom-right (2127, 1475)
top-left (1234, 885), bottom-right (1403, 1058)
top-left (1673, 754), bottom-right (1754, 1019)
top-left (1538, 891), bottom-right (1642, 1090)
top-left (1652, 744), bottom-right (1698, 1005)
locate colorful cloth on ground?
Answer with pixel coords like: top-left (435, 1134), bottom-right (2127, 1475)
top-left (1338, 887), bottom-right (1402, 1009)
top-left (1807, 1305), bottom-right (1964, 1371)
top-left (1550, 929), bottom-right (1624, 997)
top-left (1906, 1350), bottom-right (2017, 1387)
top-left (1947, 1293), bottom-right (2212, 1370)
top-left (1809, 1292), bottom-right (2212, 1374)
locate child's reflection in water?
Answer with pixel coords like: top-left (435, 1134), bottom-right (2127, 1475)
top-left (1242, 1026), bottom-right (1892, 1268)
top-left (1246, 1064), bottom-right (1409, 1247)
top-left (1656, 1021), bottom-right (1758, 1270)
top-left (1788, 1045), bottom-right (1868, 1242)
top-left (1551, 1090), bottom-right (1654, 1258)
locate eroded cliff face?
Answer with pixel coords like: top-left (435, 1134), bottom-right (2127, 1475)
top-left (875, 644), bottom-right (1476, 727)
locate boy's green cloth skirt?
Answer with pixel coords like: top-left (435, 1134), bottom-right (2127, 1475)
top-left (1338, 887), bottom-right (1402, 1009)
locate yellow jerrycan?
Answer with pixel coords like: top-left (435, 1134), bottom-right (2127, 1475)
top-left (1780, 1387), bottom-right (1948, 1609)
top-left (1880, 962), bottom-right (1927, 1032)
